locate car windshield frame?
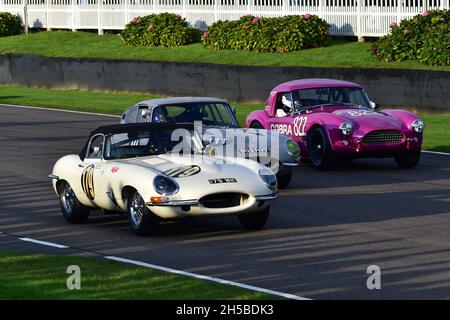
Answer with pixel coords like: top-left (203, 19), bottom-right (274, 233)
top-left (152, 102), bottom-right (239, 128)
top-left (291, 86), bottom-right (371, 112)
top-left (103, 128), bottom-right (203, 160)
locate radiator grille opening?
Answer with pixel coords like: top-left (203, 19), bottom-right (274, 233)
top-left (199, 193), bottom-right (249, 209)
top-left (363, 130), bottom-right (403, 144)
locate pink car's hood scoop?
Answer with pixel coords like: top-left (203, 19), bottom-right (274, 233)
top-left (333, 108), bottom-right (403, 131)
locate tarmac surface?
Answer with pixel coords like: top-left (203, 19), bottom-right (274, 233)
top-left (1, 104), bottom-right (450, 299)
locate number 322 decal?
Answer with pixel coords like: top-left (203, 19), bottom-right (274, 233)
top-left (270, 116), bottom-right (308, 137)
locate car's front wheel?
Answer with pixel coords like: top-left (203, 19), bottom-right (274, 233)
top-left (238, 207), bottom-right (270, 230)
top-left (394, 150), bottom-right (421, 169)
top-left (276, 164), bottom-right (292, 189)
top-left (128, 191), bottom-right (160, 236)
top-left (59, 181), bottom-right (90, 223)
top-left (307, 127), bottom-right (337, 170)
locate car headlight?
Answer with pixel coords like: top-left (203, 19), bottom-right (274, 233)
top-left (412, 119), bottom-right (424, 133)
top-left (339, 122), bottom-right (353, 136)
top-left (153, 175), bottom-right (179, 195)
top-left (286, 139), bottom-right (300, 157)
top-left (259, 168), bottom-right (277, 191)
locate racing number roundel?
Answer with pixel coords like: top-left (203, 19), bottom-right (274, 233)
top-left (164, 165), bottom-right (201, 178)
top-left (81, 165), bottom-right (95, 200)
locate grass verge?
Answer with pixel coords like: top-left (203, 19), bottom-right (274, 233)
top-left (0, 251), bottom-right (275, 299)
top-left (0, 31), bottom-right (449, 71)
top-left (0, 84), bottom-right (448, 153)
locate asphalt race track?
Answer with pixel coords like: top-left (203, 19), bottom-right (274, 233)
top-left (1, 104), bottom-right (450, 299)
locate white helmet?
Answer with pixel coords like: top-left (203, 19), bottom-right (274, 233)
top-left (281, 94), bottom-right (292, 112)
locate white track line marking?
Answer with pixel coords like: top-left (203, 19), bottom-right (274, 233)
top-left (0, 103), bottom-right (120, 118)
top-left (19, 237), bottom-right (69, 249)
top-left (423, 150), bottom-right (450, 156)
top-left (105, 256), bottom-right (310, 300)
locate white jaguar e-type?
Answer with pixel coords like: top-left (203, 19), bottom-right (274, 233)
top-left (49, 123), bottom-right (277, 236)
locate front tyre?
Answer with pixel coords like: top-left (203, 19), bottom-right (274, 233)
top-left (394, 150), bottom-right (421, 169)
top-left (276, 164), bottom-right (292, 189)
top-left (307, 127), bottom-right (336, 170)
top-left (59, 181), bottom-right (90, 223)
top-left (239, 207), bottom-right (270, 230)
top-left (128, 191), bottom-right (160, 236)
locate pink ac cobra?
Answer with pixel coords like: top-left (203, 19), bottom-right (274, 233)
top-left (246, 79), bottom-right (424, 170)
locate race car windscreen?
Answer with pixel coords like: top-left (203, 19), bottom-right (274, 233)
top-left (292, 87), bottom-right (371, 110)
top-left (152, 103), bottom-right (238, 127)
top-left (103, 129), bottom-right (195, 160)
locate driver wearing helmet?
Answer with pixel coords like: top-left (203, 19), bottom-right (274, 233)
top-left (276, 93), bottom-right (293, 117)
top-left (152, 107), bottom-right (168, 123)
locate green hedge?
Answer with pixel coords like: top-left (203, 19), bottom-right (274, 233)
top-left (372, 9), bottom-right (450, 66)
top-left (0, 12), bottom-right (22, 37)
top-left (201, 14), bottom-right (330, 52)
top-left (120, 13), bottom-right (201, 47)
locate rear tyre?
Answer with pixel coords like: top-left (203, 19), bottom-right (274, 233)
top-left (239, 207), bottom-right (270, 230)
top-left (307, 127), bottom-right (336, 170)
top-left (59, 181), bottom-right (90, 223)
top-left (394, 150), bottom-right (421, 169)
top-left (128, 191), bottom-right (160, 236)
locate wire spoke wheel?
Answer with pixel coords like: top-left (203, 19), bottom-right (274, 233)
top-left (130, 193), bottom-right (145, 226)
top-left (127, 190), bottom-right (160, 236)
top-left (61, 183), bottom-right (76, 213)
top-left (59, 181), bottom-right (90, 223)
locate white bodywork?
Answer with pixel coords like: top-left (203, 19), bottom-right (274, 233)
top-left (50, 153), bottom-right (277, 219)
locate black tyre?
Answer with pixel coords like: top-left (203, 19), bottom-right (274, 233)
top-left (250, 121), bottom-right (263, 129)
top-left (307, 127), bottom-right (336, 170)
top-left (239, 207), bottom-right (270, 230)
top-left (59, 181), bottom-right (90, 223)
top-left (394, 150), bottom-right (421, 169)
top-left (276, 164), bottom-right (292, 189)
top-left (128, 191), bottom-right (160, 236)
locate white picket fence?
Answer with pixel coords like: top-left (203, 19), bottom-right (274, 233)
top-left (0, 0), bottom-right (448, 37)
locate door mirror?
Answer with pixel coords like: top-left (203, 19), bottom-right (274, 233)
top-left (141, 109), bottom-right (149, 118)
top-left (369, 101), bottom-right (380, 110)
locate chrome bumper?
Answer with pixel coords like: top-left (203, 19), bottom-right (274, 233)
top-left (255, 194), bottom-right (277, 201)
top-left (282, 162), bottom-right (300, 167)
top-left (146, 199), bottom-right (199, 207)
top-left (146, 194), bottom-right (277, 207)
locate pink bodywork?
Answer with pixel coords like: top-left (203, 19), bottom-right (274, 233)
top-left (246, 79), bottom-right (423, 158)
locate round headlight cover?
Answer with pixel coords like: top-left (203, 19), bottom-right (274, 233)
top-left (153, 175), bottom-right (179, 195)
top-left (286, 139), bottom-right (300, 157)
top-left (259, 168), bottom-right (277, 191)
top-left (412, 119), bottom-right (424, 133)
top-left (339, 122), bottom-right (353, 136)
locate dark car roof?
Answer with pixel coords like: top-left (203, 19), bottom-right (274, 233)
top-left (79, 123), bottom-right (194, 160)
top-left (88, 122), bottom-right (194, 136)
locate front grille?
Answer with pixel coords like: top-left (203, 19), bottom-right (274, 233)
top-left (199, 193), bottom-right (249, 209)
top-left (363, 130), bottom-right (403, 144)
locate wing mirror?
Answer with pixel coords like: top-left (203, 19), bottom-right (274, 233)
top-left (369, 101), bottom-right (380, 110)
top-left (141, 109), bottom-right (149, 118)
